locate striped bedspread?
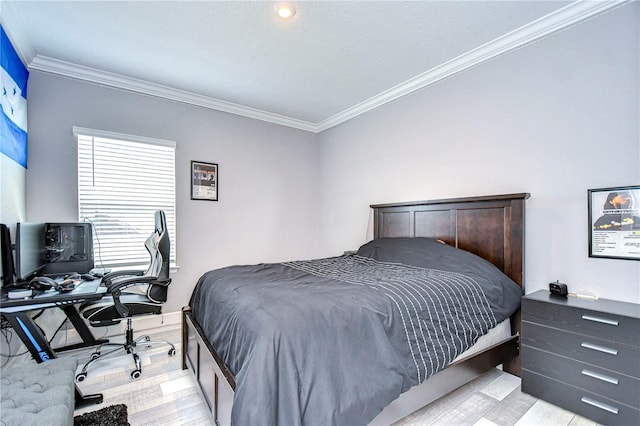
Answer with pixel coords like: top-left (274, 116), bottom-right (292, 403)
top-left (284, 256), bottom-right (498, 384)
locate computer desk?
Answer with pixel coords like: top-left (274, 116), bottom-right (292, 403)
top-left (0, 278), bottom-right (108, 363)
top-left (1, 278), bottom-right (109, 407)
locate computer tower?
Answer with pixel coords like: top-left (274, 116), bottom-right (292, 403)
top-left (43, 223), bottom-right (94, 275)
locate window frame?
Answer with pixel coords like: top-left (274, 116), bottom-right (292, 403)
top-left (73, 126), bottom-right (178, 271)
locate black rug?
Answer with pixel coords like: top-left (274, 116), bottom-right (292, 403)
top-left (74, 404), bottom-right (129, 426)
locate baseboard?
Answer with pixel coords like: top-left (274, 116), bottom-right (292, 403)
top-left (1, 310), bottom-right (182, 368)
top-left (99, 310), bottom-right (182, 337)
top-left (51, 310), bottom-right (182, 346)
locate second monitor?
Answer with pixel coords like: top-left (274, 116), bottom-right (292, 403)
top-left (15, 222), bottom-right (47, 283)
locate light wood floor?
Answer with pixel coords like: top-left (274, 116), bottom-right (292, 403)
top-left (47, 324), bottom-right (599, 426)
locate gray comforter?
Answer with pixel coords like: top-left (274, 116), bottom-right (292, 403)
top-left (190, 238), bottom-right (522, 425)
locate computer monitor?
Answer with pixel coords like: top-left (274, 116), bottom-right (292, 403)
top-left (15, 222), bottom-right (47, 282)
top-left (1, 223), bottom-right (16, 287)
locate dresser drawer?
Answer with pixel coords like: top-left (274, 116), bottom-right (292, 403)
top-left (522, 321), bottom-right (640, 378)
top-left (522, 346), bottom-right (640, 408)
top-left (522, 298), bottom-right (640, 347)
top-left (522, 370), bottom-right (640, 426)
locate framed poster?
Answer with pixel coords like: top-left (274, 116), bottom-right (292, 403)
top-left (191, 161), bottom-right (218, 201)
top-left (588, 185), bottom-right (640, 260)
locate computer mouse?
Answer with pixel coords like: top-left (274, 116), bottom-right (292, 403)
top-left (80, 273), bottom-right (97, 281)
top-left (55, 279), bottom-right (76, 293)
top-left (29, 276), bottom-right (57, 291)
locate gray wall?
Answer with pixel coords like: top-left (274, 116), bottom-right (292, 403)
top-left (20, 2), bottom-right (640, 312)
top-left (0, 155), bottom-right (25, 226)
top-left (317, 4), bottom-right (640, 303)
top-left (25, 73), bottom-right (320, 312)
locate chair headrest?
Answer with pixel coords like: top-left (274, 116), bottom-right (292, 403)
top-left (155, 210), bottom-right (167, 234)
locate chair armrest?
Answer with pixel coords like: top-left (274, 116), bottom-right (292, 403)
top-left (102, 270), bottom-right (145, 287)
top-left (109, 276), bottom-right (172, 318)
top-left (106, 276), bottom-right (170, 293)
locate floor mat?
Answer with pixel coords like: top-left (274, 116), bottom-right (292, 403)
top-left (74, 404), bottom-right (129, 426)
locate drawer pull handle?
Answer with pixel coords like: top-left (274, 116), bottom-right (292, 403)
top-left (580, 396), bottom-right (619, 415)
top-left (581, 315), bottom-right (619, 326)
top-left (581, 369), bottom-right (619, 385)
top-left (581, 342), bottom-right (618, 355)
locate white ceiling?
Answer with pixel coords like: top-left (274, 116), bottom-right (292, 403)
top-left (1, 1), bottom-right (628, 132)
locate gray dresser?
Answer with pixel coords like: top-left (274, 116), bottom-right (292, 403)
top-left (521, 290), bottom-right (640, 425)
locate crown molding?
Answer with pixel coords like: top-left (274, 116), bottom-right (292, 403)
top-left (29, 55), bottom-right (318, 133)
top-left (22, 0), bottom-right (630, 134)
top-left (315, 0), bottom-right (630, 132)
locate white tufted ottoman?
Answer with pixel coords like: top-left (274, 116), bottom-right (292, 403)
top-left (1, 358), bottom-right (78, 426)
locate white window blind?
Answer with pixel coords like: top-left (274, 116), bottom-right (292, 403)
top-left (75, 127), bottom-right (176, 269)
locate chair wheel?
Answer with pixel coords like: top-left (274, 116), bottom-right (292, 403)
top-left (131, 370), bottom-right (141, 379)
top-left (76, 372), bottom-right (87, 382)
top-left (168, 348), bottom-right (176, 356)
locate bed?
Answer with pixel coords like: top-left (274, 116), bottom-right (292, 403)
top-left (182, 193), bottom-right (530, 425)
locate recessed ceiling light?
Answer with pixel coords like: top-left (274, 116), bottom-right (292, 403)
top-left (275, 3), bottom-right (296, 19)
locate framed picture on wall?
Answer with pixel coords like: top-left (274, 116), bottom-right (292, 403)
top-left (191, 161), bottom-right (218, 201)
top-left (588, 185), bottom-right (640, 260)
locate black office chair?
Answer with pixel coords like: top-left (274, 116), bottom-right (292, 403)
top-left (75, 210), bottom-right (175, 382)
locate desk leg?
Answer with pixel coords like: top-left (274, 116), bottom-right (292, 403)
top-left (2, 312), bottom-right (55, 363)
top-left (75, 386), bottom-right (103, 408)
top-left (54, 305), bottom-right (108, 352)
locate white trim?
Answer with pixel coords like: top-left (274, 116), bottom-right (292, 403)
top-left (72, 126), bottom-right (176, 148)
top-left (21, 0), bottom-right (629, 134)
top-left (108, 263), bottom-right (181, 273)
top-left (47, 310), bottom-right (182, 347)
top-left (0, 310), bottom-right (186, 368)
top-left (88, 310), bottom-right (182, 339)
top-left (32, 56), bottom-right (317, 133)
top-left (315, 0), bottom-right (631, 132)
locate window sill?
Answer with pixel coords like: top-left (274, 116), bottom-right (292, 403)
top-left (93, 263), bottom-right (180, 275)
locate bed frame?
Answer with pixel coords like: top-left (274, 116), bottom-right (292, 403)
top-left (182, 192), bottom-right (530, 425)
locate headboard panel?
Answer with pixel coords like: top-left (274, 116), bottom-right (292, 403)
top-left (371, 193), bottom-right (530, 288)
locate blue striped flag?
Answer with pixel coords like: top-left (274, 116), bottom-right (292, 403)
top-left (1, 25), bottom-right (29, 168)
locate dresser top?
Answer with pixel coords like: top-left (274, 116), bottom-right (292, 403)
top-left (523, 290), bottom-right (640, 319)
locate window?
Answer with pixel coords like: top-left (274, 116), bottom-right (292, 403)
top-left (74, 127), bottom-right (176, 269)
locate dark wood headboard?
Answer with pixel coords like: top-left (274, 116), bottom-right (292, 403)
top-left (371, 193), bottom-right (530, 288)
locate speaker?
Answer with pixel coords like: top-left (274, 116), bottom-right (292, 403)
top-left (1, 224), bottom-right (16, 287)
top-left (549, 281), bottom-right (568, 297)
